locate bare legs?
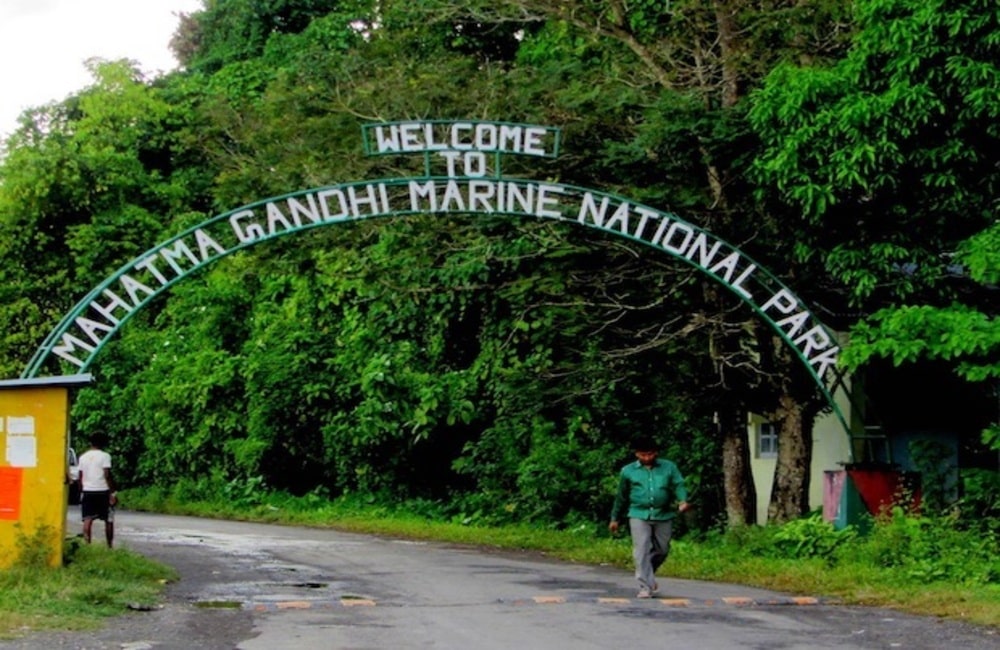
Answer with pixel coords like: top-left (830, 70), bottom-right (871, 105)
top-left (82, 517), bottom-right (114, 548)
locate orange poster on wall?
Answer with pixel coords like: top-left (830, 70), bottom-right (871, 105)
top-left (0, 467), bottom-right (23, 521)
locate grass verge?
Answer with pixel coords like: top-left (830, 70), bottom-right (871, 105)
top-left (0, 541), bottom-right (177, 640)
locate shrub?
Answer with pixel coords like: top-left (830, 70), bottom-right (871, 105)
top-left (860, 507), bottom-right (1000, 585)
top-left (959, 468), bottom-right (1000, 528)
top-left (771, 512), bottom-right (857, 561)
top-left (13, 522), bottom-right (56, 569)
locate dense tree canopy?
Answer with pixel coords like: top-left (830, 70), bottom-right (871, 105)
top-left (1, 0), bottom-right (997, 529)
top-left (751, 0), bottom-right (1000, 451)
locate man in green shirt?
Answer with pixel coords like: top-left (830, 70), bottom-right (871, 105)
top-left (609, 436), bottom-right (690, 598)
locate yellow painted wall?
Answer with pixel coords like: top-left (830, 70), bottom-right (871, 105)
top-left (0, 387), bottom-right (69, 568)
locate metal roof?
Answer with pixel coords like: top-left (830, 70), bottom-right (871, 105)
top-left (0, 374), bottom-right (93, 389)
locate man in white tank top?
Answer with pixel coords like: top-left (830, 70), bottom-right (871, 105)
top-left (78, 432), bottom-right (117, 547)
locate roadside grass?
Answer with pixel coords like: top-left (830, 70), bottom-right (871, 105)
top-left (667, 545), bottom-right (1000, 624)
top-left (0, 541), bottom-right (176, 640)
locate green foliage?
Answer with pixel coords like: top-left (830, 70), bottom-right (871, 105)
top-left (182, 0), bottom-right (368, 73)
top-left (984, 426), bottom-right (1000, 452)
top-left (12, 523), bottom-right (57, 569)
top-left (771, 512), bottom-right (858, 561)
top-left (751, 0), bottom-right (1000, 466)
top-left (711, 514), bottom-right (857, 563)
top-left (960, 222), bottom-right (1000, 286)
top-left (512, 420), bottom-right (618, 522)
top-left (860, 507), bottom-right (1000, 585)
top-left (716, 507), bottom-right (1000, 587)
top-left (0, 57), bottom-right (212, 376)
top-left (959, 468), bottom-right (1000, 526)
top-left (843, 304), bottom-right (1000, 383)
top-left (751, 0), bottom-right (1000, 303)
top-left (908, 438), bottom-right (956, 513)
top-left (221, 475), bottom-right (268, 507)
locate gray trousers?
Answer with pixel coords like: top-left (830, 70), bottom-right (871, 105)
top-left (628, 518), bottom-right (674, 591)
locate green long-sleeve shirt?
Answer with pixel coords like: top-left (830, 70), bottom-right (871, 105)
top-left (611, 458), bottom-right (688, 522)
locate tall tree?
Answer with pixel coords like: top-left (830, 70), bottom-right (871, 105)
top-left (0, 59), bottom-right (203, 377)
top-left (171, 0), bottom-right (369, 73)
top-left (417, 0), bottom-right (855, 523)
top-left (750, 0), bottom-right (1000, 453)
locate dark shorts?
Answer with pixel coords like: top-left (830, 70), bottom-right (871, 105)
top-left (81, 491), bottom-right (114, 522)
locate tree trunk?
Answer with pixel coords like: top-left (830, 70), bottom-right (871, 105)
top-left (766, 393), bottom-right (815, 523)
top-left (719, 402), bottom-right (756, 526)
top-left (713, 0), bottom-right (741, 109)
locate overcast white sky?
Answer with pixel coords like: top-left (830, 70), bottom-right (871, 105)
top-left (0, 0), bottom-right (204, 137)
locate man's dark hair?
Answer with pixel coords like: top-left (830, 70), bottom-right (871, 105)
top-left (90, 432), bottom-right (109, 448)
top-left (632, 436), bottom-right (658, 452)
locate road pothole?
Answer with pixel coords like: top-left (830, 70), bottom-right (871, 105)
top-left (194, 600), bottom-right (243, 609)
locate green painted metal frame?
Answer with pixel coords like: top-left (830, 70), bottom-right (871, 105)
top-left (22, 120), bottom-right (850, 438)
top-left (21, 177), bottom-right (851, 438)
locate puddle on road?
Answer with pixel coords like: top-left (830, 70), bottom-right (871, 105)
top-left (195, 600), bottom-right (243, 609)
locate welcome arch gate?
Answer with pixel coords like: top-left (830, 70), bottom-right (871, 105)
top-left (22, 121), bottom-right (851, 437)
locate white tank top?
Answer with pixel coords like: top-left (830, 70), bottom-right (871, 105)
top-left (78, 449), bottom-right (112, 491)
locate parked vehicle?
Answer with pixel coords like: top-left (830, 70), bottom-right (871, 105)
top-left (67, 446), bottom-right (80, 505)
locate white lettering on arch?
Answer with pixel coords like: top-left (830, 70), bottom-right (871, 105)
top-left (32, 177), bottom-right (840, 402)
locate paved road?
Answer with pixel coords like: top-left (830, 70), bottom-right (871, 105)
top-left (3, 512), bottom-right (997, 649)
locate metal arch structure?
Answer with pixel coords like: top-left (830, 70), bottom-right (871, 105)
top-left (20, 121), bottom-right (852, 436)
